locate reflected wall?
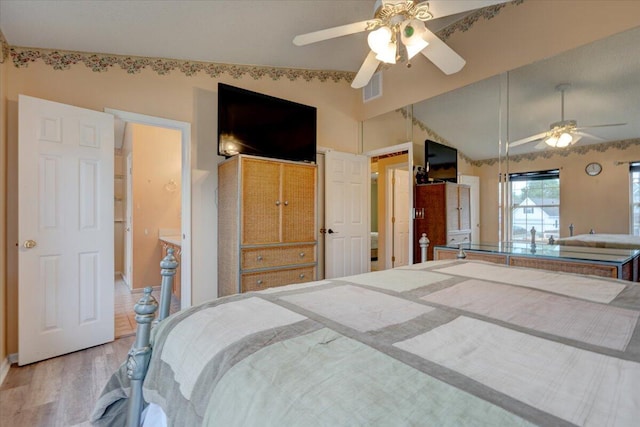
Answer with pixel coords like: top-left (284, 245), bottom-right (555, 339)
top-left (362, 25), bottom-right (640, 244)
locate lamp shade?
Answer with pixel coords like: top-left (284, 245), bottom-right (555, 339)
top-left (544, 131), bottom-right (573, 148)
top-left (368, 26), bottom-right (392, 54)
top-left (401, 19), bottom-right (428, 59)
top-left (556, 132), bottom-right (573, 147)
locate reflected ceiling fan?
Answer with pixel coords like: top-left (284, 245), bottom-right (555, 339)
top-left (510, 83), bottom-right (627, 149)
top-left (293, 0), bottom-right (509, 89)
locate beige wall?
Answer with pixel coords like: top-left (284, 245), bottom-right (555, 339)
top-left (130, 123), bottom-right (181, 289)
top-left (1, 44), bottom-right (7, 370)
top-left (475, 143), bottom-right (640, 242)
top-left (3, 59), bottom-right (361, 354)
top-left (363, 0), bottom-right (640, 120)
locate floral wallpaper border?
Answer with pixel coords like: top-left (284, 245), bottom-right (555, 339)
top-left (397, 107), bottom-right (640, 167)
top-left (0, 29), bottom-right (8, 64)
top-left (5, 1), bottom-right (521, 81)
top-left (471, 138), bottom-right (640, 167)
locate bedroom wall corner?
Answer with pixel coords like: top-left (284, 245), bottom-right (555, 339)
top-left (0, 34), bottom-right (8, 378)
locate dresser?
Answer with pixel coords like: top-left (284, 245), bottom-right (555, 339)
top-left (414, 182), bottom-right (471, 261)
top-left (218, 155), bottom-right (317, 296)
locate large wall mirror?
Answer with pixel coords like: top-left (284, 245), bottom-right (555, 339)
top-left (363, 24), bottom-right (640, 261)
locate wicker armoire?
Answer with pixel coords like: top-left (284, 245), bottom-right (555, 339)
top-left (218, 155), bottom-right (317, 296)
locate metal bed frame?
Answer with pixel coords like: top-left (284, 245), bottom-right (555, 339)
top-left (125, 248), bottom-right (178, 427)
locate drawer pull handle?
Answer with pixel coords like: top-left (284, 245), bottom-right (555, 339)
top-left (299, 252), bottom-right (305, 258)
top-left (257, 255), bottom-right (263, 261)
top-left (257, 279), bottom-right (263, 285)
top-left (275, 200), bottom-right (281, 206)
top-left (299, 274), bottom-right (305, 279)
top-left (284, 201), bottom-right (289, 206)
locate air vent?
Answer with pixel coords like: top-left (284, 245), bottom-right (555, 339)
top-left (362, 72), bottom-right (382, 102)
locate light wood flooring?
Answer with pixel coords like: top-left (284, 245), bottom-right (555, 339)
top-left (0, 336), bottom-right (134, 426)
top-left (1, 279), bottom-right (180, 426)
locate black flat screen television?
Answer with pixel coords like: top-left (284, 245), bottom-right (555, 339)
top-left (217, 83), bottom-right (317, 163)
top-left (425, 139), bottom-right (458, 183)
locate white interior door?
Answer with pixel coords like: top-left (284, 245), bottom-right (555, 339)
top-left (18, 95), bottom-right (114, 365)
top-left (123, 152), bottom-right (133, 286)
top-left (324, 150), bottom-right (370, 278)
top-left (459, 175), bottom-right (480, 244)
top-left (389, 167), bottom-right (410, 267)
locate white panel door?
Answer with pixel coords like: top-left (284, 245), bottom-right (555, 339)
top-left (391, 168), bottom-right (410, 267)
top-left (123, 153), bottom-right (133, 286)
top-left (459, 175), bottom-right (480, 244)
top-left (324, 151), bottom-right (369, 278)
top-left (18, 95), bottom-right (114, 365)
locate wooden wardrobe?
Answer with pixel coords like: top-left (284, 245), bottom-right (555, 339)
top-left (218, 155), bottom-right (317, 296)
top-left (414, 182), bottom-right (471, 261)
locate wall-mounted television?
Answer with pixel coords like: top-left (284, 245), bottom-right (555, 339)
top-left (217, 83), bottom-right (317, 163)
top-left (425, 139), bottom-right (458, 183)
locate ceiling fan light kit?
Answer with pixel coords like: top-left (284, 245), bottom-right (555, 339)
top-left (510, 83), bottom-right (627, 150)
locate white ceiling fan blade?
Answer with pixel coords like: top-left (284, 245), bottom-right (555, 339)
top-left (534, 141), bottom-right (548, 150)
top-left (576, 122), bottom-right (627, 129)
top-left (293, 20), bottom-right (372, 46)
top-left (509, 131), bottom-right (549, 148)
top-left (351, 51), bottom-right (381, 89)
top-left (427, 0), bottom-right (509, 19)
top-left (574, 131), bottom-right (604, 141)
top-left (420, 28), bottom-right (465, 74)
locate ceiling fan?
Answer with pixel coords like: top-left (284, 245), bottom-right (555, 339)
top-left (510, 83), bottom-right (627, 149)
top-left (293, 0), bottom-right (509, 89)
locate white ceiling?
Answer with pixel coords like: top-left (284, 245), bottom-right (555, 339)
top-left (1, 1), bottom-right (639, 160)
top-left (0, 0), bottom-right (386, 71)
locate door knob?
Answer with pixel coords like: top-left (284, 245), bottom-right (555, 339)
top-left (327, 229), bottom-right (338, 234)
top-left (23, 240), bottom-right (37, 249)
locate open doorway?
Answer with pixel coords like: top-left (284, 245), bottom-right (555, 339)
top-left (107, 109), bottom-right (192, 323)
top-left (367, 142), bottom-right (414, 271)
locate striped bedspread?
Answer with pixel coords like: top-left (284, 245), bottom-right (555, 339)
top-left (97, 260), bottom-right (640, 426)
top-left (555, 233), bottom-right (640, 249)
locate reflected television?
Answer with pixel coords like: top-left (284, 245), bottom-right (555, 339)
top-left (425, 140), bottom-right (458, 183)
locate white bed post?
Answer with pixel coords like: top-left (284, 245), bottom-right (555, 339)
top-left (126, 287), bottom-right (158, 427)
top-left (158, 248), bottom-right (179, 322)
top-left (419, 233), bottom-right (430, 263)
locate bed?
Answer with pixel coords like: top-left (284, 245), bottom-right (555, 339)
top-left (92, 253), bottom-right (640, 426)
top-left (555, 233), bottom-right (640, 250)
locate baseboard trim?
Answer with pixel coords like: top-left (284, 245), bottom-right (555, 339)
top-left (0, 354), bottom-right (16, 385)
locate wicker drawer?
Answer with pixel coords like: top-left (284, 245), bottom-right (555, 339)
top-left (241, 245), bottom-right (315, 270)
top-left (241, 266), bottom-right (316, 292)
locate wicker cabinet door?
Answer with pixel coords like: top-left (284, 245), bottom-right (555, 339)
top-left (242, 158), bottom-right (282, 244)
top-left (281, 163), bottom-right (317, 243)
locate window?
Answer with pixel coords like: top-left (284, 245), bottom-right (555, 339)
top-left (630, 163), bottom-right (640, 235)
top-left (509, 170), bottom-right (560, 242)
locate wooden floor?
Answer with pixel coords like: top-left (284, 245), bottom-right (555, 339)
top-left (0, 336), bottom-right (133, 427)
top-left (1, 279), bottom-right (180, 426)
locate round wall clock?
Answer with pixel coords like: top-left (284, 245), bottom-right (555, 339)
top-left (585, 162), bottom-right (602, 176)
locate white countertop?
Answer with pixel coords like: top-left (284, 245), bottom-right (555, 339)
top-left (159, 235), bottom-right (181, 246)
